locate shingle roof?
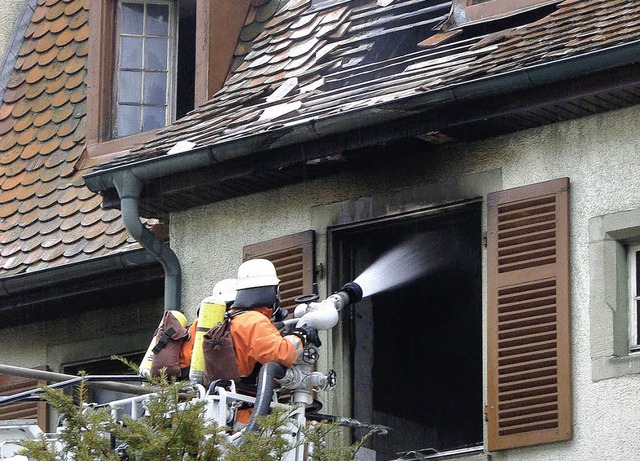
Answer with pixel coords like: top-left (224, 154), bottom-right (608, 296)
top-left (0, 0), bottom-right (138, 277)
top-left (109, 0), bottom-right (640, 166)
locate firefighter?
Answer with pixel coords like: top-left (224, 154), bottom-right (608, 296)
top-left (229, 258), bottom-right (320, 425)
top-left (181, 278), bottom-right (238, 382)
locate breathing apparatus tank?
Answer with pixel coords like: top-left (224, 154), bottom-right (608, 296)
top-left (139, 310), bottom-right (188, 377)
top-left (189, 279), bottom-right (237, 384)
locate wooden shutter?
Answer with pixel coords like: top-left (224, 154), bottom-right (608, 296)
top-left (0, 366), bottom-right (48, 431)
top-left (243, 230), bottom-right (315, 311)
top-left (487, 178), bottom-right (571, 451)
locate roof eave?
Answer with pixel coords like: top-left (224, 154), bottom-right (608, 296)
top-left (84, 39), bottom-right (640, 196)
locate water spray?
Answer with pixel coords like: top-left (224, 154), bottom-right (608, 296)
top-left (353, 234), bottom-right (431, 298)
top-left (277, 236), bottom-right (430, 401)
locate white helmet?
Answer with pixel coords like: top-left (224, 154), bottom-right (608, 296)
top-left (236, 259), bottom-right (280, 291)
top-left (212, 278), bottom-right (237, 304)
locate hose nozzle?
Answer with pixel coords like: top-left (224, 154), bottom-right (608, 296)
top-left (340, 282), bottom-right (363, 304)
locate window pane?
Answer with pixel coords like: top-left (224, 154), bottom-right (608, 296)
top-left (145, 37), bottom-right (168, 71)
top-left (146, 4), bottom-right (169, 36)
top-left (121, 3), bottom-right (144, 35)
top-left (116, 105), bottom-right (142, 137)
top-left (144, 72), bottom-right (167, 105)
top-left (143, 106), bottom-right (166, 131)
top-left (636, 299), bottom-right (640, 346)
top-left (118, 71), bottom-right (142, 103)
top-left (120, 37), bottom-right (143, 69)
top-left (636, 250), bottom-right (640, 296)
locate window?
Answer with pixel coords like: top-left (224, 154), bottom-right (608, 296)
top-left (114, 0), bottom-right (177, 138)
top-left (452, 0), bottom-right (561, 27)
top-left (87, 0), bottom-right (251, 159)
top-left (590, 207), bottom-right (640, 381)
top-left (333, 204), bottom-right (483, 459)
top-left (314, 171), bottom-right (571, 456)
top-left (629, 245), bottom-right (640, 351)
top-left (0, 366), bottom-right (48, 431)
top-left (243, 230), bottom-right (315, 311)
top-left (63, 352), bottom-right (144, 404)
top-left (87, 0), bottom-right (196, 156)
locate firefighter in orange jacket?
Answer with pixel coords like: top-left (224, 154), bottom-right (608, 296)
top-left (229, 258), bottom-right (320, 425)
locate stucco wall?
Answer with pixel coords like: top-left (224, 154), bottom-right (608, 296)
top-left (0, 0), bottom-right (22, 59)
top-left (171, 104), bottom-right (640, 460)
top-left (1, 298), bottom-right (162, 376)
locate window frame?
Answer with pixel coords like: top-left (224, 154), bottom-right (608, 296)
top-left (312, 169), bottom-right (500, 457)
top-left (242, 230), bottom-right (315, 311)
top-left (112, 0), bottom-right (178, 139)
top-left (0, 366), bottom-right (49, 431)
top-left (87, 0), bottom-right (156, 158)
top-left (454, 0), bottom-right (561, 27)
top-left (589, 207), bottom-right (640, 381)
top-left (629, 244), bottom-right (640, 351)
top-left (86, 0), bottom-right (249, 161)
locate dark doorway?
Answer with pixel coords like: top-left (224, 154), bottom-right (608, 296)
top-left (332, 202), bottom-right (483, 459)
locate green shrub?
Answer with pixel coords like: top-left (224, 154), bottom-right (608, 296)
top-left (17, 372), bottom-right (369, 461)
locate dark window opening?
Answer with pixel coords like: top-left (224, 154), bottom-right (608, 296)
top-left (63, 352), bottom-right (144, 405)
top-left (176, 0), bottom-right (195, 119)
top-left (333, 203), bottom-right (483, 459)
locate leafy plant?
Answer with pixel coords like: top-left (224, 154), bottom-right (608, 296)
top-left (17, 365), bottom-right (370, 461)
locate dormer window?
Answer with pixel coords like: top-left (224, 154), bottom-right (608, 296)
top-left (86, 0), bottom-right (197, 158)
top-left (115, 0), bottom-right (176, 138)
top-left (456, 0), bottom-right (560, 26)
top-left (86, 0), bottom-right (262, 160)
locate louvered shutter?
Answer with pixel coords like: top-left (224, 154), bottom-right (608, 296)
top-left (0, 366), bottom-right (48, 431)
top-left (243, 230), bottom-right (315, 311)
top-left (486, 178), bottom-right (571, 451)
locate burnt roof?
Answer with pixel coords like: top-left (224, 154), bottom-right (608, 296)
top-left (86, 0), bottom-right (640, 216)
top-left (94, 0), bottom-right (640, 172)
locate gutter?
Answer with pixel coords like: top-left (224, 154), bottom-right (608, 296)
top-left (84, 39), bottom-right (640, 194)
top-left (112, 171), bottom-right (182, 312)
top-left (0, 248), bottom-right (159, 301)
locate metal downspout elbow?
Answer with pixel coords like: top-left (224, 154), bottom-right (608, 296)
top-left (112, 171), bottom-right (182, 311)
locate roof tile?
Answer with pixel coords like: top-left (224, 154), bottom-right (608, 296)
top-left (41, 230), bottom-right (64, 248)
top-left (3, 252), bottom-right (27, 270)
top-left (41, 243), bottom-right (66, 261)
top-left (21, 234), bottom-right (45, 252)
top-left (0, 103), bottom-right (15, 121)
top-left (0, 228), bottom-right (21, 245)
top-left (57, 43), bottom-right (78, 62)
top-left (17, 197), bottom-right (38, 214)
top-left (45, 1), bottom-right (67, 20)
top-left (59, 211), bottom-right (82, 231)
top-left (62, 240), bottom-right (85, 257)
top-left (0, 240), bottom-right (22, 258)
top-left (19, 222), bottom-right (41, 240)
top-left (33, 108), bottom-right (54, 127)
top-left (40, 219), bottom-right (63, 236)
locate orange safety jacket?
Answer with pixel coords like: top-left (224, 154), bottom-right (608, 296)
top-left (229, 307), bottom-right (303, 425)
top-left (230, 307), bottom-right (302, 377)
top-left (179, 320), bottom-right (198, 370)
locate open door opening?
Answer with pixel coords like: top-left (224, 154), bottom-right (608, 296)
top-left (332, 202), bottom-right (483, 459)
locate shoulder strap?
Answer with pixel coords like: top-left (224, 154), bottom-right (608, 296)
top-left (226, 310), bottom-right (248, 321)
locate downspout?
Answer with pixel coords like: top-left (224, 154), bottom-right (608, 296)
top-left (112, 171), bottom-right (182, 311)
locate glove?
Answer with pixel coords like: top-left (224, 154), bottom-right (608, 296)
top-left (288, 325), bottom-right (321, 347)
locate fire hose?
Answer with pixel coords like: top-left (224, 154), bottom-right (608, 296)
top-left (245, 362), bottom-right (287, 432)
